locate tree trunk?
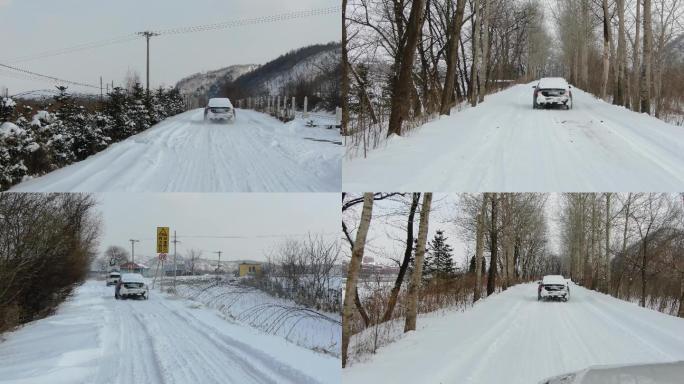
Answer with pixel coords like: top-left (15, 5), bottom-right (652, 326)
top-left (469, 0), bottom-right (480, 107)
top-left (341, 0), bottom-right (349, 135)
top-left (342, 193), bottom-right (374, 368)
top-left (632, 0), bottom-right (642, 111)
top-left (616, 0), bottom-right (627, 106)
top-left (617, 193), bottom-right (631, 297)
top-left (605, 193), bottom-right (611, 293)
top-left (600, 0), bottom-right (612, 100)
top-left (383, 193), bottom-right (420, 322)
top-left (474, 195), bottom-right (486, 302)
top-left (439, 0), bottom-right (466, 115)
top-left (678, 272), bottom-right (684, 318)
top-left (487, 193), bottom-right (498, 296)
top-left (640, 0), bottom-right (652, 114)
top-left (405, 193), bottom-right (433, 332)
top-left (478, 0), bottom-right (490, 104)
top-left (387, 0), bottom-right (426, 137)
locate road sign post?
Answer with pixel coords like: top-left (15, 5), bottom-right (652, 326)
top-left (157, 227), bottom-right (169, 291)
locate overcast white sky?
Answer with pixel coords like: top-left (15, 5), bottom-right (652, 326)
top-left (0, 0), bottom-right (340, 94)
top-left (94, 193), bottom-right (339, 264)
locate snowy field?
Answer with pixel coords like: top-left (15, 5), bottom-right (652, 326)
top-left (10, 109), bottom-right (341, 192)
top-left (343, 283), bottom-right (684, 384)
top-left (0, 280), bottom-right (340, 384)
top-left (173, 277), bottom-right (341, 356)
top-left (343, 84), bottom-right (684, 191)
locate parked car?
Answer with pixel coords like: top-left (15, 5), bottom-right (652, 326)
top-left (537, 275), bottom-right (570, 302)
top-left (532, 78), bottom-right (573, 110)
top-left (106, 271), bottom-right (121, 286)
top-left (115, 273), bottom-right (149, 300)
top-left (204, 98), bottom-right (236, 123)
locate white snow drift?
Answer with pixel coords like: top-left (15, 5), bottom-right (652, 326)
top-left (10, 109), bottom-right (341, 192)
top-left (344, 283), bottom-right (684, 384)
top-left (343, 83), bottom-right (684, 191)
top-left (0, 280), bottom-right (339, 384)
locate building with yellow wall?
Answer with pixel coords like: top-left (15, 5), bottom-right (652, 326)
top-left (238, 262), bottom-right (262, 277)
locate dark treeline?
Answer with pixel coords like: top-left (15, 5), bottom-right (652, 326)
top-left (219, 42), bottom-right (342, 111)
top-left (0, 193), bottom-right (101, 333)
top-left (0, 85), bottom-right (185, 190)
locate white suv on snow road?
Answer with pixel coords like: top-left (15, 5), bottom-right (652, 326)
top-left (106, 271), bottom-right (121, 286)
top-left (533, 78), bottom-right (573, 110)
top-left (204, 98), bottom-right (236, 123)
top-left (115, 273), bottom-right (149, 300)
top-left (538, 275), bottom-right (570, 302)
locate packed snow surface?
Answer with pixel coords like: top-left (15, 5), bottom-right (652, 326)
top-left (343, 283), bottom-right (684, 384)
top-left (10, 109), bottom-right (341, 192)
top-left (0, 280), bottom-right (339, 384)
top-left (343, 84), bottom-right (684, 191)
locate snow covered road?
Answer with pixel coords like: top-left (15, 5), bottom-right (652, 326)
top-left (10, 109), bottom-right (341, 192)
top-left (343, 283), bottom-right (684, 384)
top-left (0, 280), bottom-right (339, 384)
top-left (343, 84), bottom-right (684, 191)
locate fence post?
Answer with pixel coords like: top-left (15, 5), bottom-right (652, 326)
top-left (303, 96), bottom-right (308, 118)
top-left (291, 96), bottom-right (296, 119)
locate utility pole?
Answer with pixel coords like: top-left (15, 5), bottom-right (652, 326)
top-left (129, 239), bottom-right (140, 265)
top-left (214, 251), bottom-right (222, 283)
top-left (172, 230), bottom-right (181, 291)
top-left (99, 76), bottom-right (103, 101)
top-left (137, 31), bottom-right (160, 93)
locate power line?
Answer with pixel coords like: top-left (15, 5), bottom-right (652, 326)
top-left (150, 6), bottom-right (341, 36)
top-left (3, 34), bottom-right (140, 64)
top-left (0, 62), bottom-right (100, 89)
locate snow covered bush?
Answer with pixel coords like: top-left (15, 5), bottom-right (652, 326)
top-left (0, 85), bottom-right (186, 190)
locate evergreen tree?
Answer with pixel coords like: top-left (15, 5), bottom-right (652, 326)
top-left (426, 230), bottom-right (455, 280)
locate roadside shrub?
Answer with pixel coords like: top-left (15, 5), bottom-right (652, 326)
top-left (0, 193), bottom-right (101, 333)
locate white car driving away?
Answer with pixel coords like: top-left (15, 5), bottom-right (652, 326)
top-left (533, 77), bottom-right (573, 110)
top-left (115, 273), bottom-right (149, 300)
top-left (538, 275), bottom-right (570, 302)
top-left (204, 97), bottom-right (236, 123)
top-left (106, 271), bottom-right (121, 286)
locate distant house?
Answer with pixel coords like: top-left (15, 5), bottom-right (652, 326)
top-left (238, 262), bottom-right (262, 277)
top-left (119, 262), bottom-right (150, 276)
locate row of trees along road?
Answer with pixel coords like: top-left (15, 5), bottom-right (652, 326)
top-left (559, 193), bottom-right (684, 316)
top-left (553, 0), bottom-right (684, 121)
top-left (0, 193), bottom-right (101, 333)
top-left (0, 84), bottom-right (185, 190)
top-left (341, 193), bottom-right (684, 367)
top-left (342, 0), bottom-right (684, 153)
top-left (343, 0), bottom-right (552, 150)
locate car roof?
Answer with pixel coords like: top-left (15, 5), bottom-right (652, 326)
top-left (537, 77), bottom-right (569, 89)
top-left (542, 275), bottom-right (567, 285)
top-left (109, 271), bottom-right (121, 275)
top-left (121, 273), bottom-right (145, 282)
top-left (208, 98), bottom-right (233, 108)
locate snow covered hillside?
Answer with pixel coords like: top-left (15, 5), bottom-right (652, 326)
top-left (343, 283), bottom-right (684, 384)
top-left (343, 84), bottom-right (684, 192)
top-left (176, 64), bottom-right (257, 98)
top-left (0, 280), bottom-right (340, 384)
top-left (10, 109), bottom-right (341, 192)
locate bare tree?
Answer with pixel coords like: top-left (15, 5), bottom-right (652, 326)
top-left (404, 193), bottom-right (432, 332)
top-left (342, 193), bottom-right (374, 368)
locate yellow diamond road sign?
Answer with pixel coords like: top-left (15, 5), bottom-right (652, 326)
top-left (157, 227), bottom-right (169, 254)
